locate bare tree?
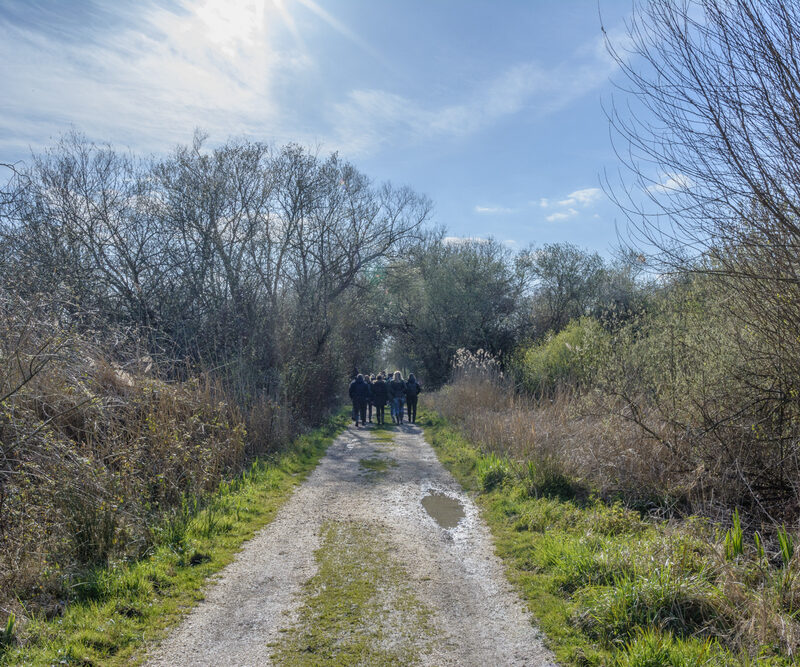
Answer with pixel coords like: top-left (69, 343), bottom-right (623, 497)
top-left (272, 145), bottom-right (431, 401)
top-left (0, 132), bottom-right (431, 416)
top-left (605, 0), bottom-right (800, 518)
top-left (1, 133), bottom-right (170, 329)
top-left (606, 0), bottom-right (800, 297)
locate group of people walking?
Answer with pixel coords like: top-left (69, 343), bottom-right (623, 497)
top-left (348, 371), bottom-right (422, 427)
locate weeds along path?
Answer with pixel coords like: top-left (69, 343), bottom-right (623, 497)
top-left (148, 425), bottom-right (555, 666)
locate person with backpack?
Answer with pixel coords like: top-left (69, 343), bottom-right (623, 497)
top-left (405, 373), bottom-right (422, 424)
top-left (348, 374), bottom-right (369, 427)
top-left (388, 370), bottom-right (407, 424)
top-left (371, 373), bottom-right (388, 424)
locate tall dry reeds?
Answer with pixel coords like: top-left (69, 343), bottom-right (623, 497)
top-left (0, 293), bottom-right (257, 620)
top-left (431, 352), bottom-right (800, 659)
top-left (431, 349), bottom-right (702, 513)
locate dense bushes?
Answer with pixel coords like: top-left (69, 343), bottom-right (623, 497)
top-left (0, 133), bottom-right (430, 419)
top-left (505, 273), bottom-right (800, 523)
top-left (424, 413), bottom-right (800, 664)
top-left (382, 238), bottom-right (528, 386)
top-left (514, 317), bottom-right (608, 397)
top-left (0, 294), bottom-right (253, 622)
top-left (596, 277), bottom-right (800, 521)
top-left (0, 132), bottom-right (430, 626)
top-left (378, 239), bottom-right (642, 388)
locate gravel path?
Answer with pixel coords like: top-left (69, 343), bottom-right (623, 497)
top-left (147, 424), bottom-right (556, 666)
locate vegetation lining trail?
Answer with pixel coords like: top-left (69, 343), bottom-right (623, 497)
top-left (1, 417), bottom-right (347, 666)
top-left (421, 410), bottom-right (797, 665)
top-left (149, 424), bottom-right (554, 666)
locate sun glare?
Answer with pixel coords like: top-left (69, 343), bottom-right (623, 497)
top-left (183, 0), bottom-right (372, 65)
top-left (272, 0), bottom-right (304, 46)
top-left (194, 0), bottom-right (269, 54)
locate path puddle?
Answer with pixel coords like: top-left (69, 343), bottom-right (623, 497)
top-left (422, 492), bottom-right (465, 529)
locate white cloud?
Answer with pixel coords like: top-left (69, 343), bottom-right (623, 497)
top-left (648, 172), bottom-right (694, 194)
top-left (546, 208), bottom-right (578, 222)
top-left (474, 205), bottom-right (515, 215)
top-left (0, 3), bottom-right (628, 167)
top-left (539, 186), bottom-right (603, 222)
top-left (0, 1), bottom-right (319, 157)
top-left (330, 32), bottom-right (622, 156)
top-left (557, 187), bottom-right (603, 207)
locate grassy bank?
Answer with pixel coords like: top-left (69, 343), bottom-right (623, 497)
top-left (1, 414), bottom-right (347, 666)
top-left (420, 410), bottom-right (799, 666)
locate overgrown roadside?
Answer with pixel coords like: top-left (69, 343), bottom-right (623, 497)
top-left (0, 415), bottom-right (347, 666)
top-left (420, 410), bottom-right (799, 666)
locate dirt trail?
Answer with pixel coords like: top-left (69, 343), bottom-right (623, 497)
top-left (147, 424), bottom-right (555, 666)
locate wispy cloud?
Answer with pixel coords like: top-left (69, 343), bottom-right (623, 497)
top-left (558, 187), bottom-right (603, 207)
top-left (0, 0), bottom-right (322, 157)
top-left (330, 32), bottom-right (621, 156)
top-left (0, 0), bottom-right (627, 189)
top-left (474, 205), bottom-right (515, 215)
top-left (546, 208), bottom-right (578, 222)
top-left (647, 172), bottom-right (694, 194)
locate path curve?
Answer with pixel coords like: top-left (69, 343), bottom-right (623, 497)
top-left (148, 424), bottom-right (555, 666)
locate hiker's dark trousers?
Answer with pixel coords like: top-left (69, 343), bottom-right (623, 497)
top-left (352, 400), bottom-right (367, 424)
top-left (407, 396), bottom-right (418, 423)
top-left (375, 403), bottom-right (386, 424)
top-left (392, 397), bottom-right (404, 422)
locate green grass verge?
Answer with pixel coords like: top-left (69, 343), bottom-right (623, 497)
top-left (2, 414), bottom-right (348, 666)
top-left (367, 422), bottom-right (401, 438)
top-left (270, 520), bottom-right (435, 666)
top-left (358, 456), bottom-right (398, 476)
top-left (418, 411), bottom-right (793, 667)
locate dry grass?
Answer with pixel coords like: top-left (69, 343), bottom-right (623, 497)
top-left (0, 294), bottom-right (296, 627)
top-left (245, 394), bottom-right (295, 456)
top-left (425, 390), bottom-right (800, 662)
top-left (430, 372), bottom-right (683, 510)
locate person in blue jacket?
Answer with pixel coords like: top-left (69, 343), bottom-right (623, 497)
top-left (348, 374), bottom-right (369, 427)
top-left (388, 371), bottom-right (407, 424)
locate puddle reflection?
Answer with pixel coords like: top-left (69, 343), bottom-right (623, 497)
top-left (421, 492), bottom-right (465, 529)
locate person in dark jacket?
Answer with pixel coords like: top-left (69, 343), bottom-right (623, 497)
top-left (365, 374), bottom-right (374, 423)
top-left (405, 373), bottom-right (422, 424)
top-left (371, 373), bottom-right (389, 424)
top-left (388, 370), bottom-right (407, 424)
top-left (348, 374), bottom-right (369, 427)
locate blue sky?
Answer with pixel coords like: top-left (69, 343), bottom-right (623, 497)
top-left (0, 0), bottom-right (642, 254)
